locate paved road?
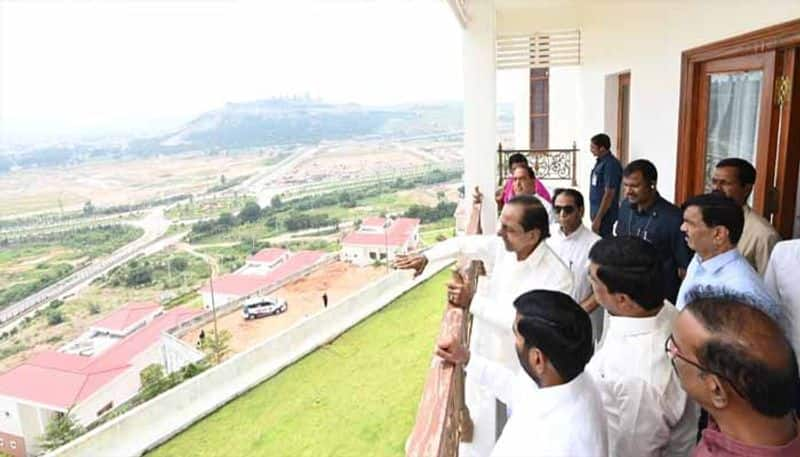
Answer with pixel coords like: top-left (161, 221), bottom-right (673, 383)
top-left (0, 209), bottom-right (177, 334)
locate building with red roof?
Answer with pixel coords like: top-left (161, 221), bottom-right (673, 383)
top-left (199, 250), bottom-right (327, 309)
top-left (341, 217), bottom-right (420, 266)
top-left (0, 306), bottom-right (203, 456)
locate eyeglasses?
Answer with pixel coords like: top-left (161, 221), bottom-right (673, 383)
top-left (664, 335), bottom-right (745, 398)
top-left (554, 205), bottom-right (576, 215)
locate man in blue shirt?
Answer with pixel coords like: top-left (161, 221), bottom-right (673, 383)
top-left (675, 193), bottom-right (780, 322)
top-left (616, 159), bottom-right (692, 304)
top-left (589, 133), bottom-right (622, 238)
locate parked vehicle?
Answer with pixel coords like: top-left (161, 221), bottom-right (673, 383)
top-left (241, 296), bottom-right (288, 320)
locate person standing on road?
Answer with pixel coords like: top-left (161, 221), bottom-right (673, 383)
top-left (322, 292), bottom-right (328, 308)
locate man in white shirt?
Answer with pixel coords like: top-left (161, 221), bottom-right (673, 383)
top-left (586, 236), bottom-right (699, 456)
top-left (547, 188), bottom-right (603, 342)
top-left (395, 194), bottom-right (573, 457)
top-left (436, 289), bottom-right (608, 457)
top-left (765, 239), bottom-right (800, 371)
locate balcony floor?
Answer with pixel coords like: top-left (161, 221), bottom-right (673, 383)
top-left (149, 268), bottom-right (450, 457)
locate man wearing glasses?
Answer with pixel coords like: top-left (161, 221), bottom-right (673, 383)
top-left (585, 237), bottom-right (698, 457)
top-left (667, 288), bottom-right (800, 456)
top-left (615, 159), bottom-right (691, 304)
top-left (547, 188), bottom-right (603, 342)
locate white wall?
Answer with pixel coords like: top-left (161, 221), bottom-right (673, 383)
top-left (496, 0), bottom-right (800, 203)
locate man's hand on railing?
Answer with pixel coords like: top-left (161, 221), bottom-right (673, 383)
top-left (393, 254), bottom-right (429, 278)
top-left (446, 271), bottom-right (473, 309)
top-left (436, 334), bottom-right (470, 366)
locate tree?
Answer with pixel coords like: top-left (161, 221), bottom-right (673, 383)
top-left (49, 299), bottom-right (64, 309)
top-left (169, 257), bottom-right (189, 272)
top-left (238, 201), bottom-right (262, 224)
top-left (220, 174), bottom-right (226, 186)
top-left (201, 329), bottom-right (232, 364)
top-left (82, 200), bottom-right (95, 216)
top-left (270, 195), bottom-right (283, 209)
top-left (46, 309), bottom-right (65, 326)
top-left (139, 364), bottom-right (167, 401)
top-left (126, 266), bottom-right (153, 287)
top-left (218, 212), bottom-right (235, 227)
top-left (39, 411), bottom-right (85, 451)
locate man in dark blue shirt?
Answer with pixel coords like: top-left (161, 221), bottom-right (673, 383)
top-left (589, 133), bottom-right (622, 238)
top-left (615, 159), bottom-right (692, 304)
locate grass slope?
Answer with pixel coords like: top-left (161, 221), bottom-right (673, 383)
top-left (150, 268), bottom-right (449, 457)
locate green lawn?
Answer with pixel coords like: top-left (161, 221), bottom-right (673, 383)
top-left (149, 268), bottom-right (450, 457)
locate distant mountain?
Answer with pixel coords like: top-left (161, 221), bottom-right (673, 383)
top-left (3, 99), bottom-right (468, 172)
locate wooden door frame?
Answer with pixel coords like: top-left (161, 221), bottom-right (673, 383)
top-left (675, 19), bottom-right (800, 237)
top-left (616, 72), bottom-right (631, 165)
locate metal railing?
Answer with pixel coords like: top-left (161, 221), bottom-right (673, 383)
top-left (497, 142), bottom-right (578, 186)
top-left (406, 195), bottom-right (484, 457)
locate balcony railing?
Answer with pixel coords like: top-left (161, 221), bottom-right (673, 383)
top-left (497, 142), bottom-right (578, 186)
top-left (406, 195), bottom-right (484, 457)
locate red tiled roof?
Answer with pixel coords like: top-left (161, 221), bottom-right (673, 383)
top-left (200, 250), bottom-right (326, 296)
top-left (0, 307), bottom-right (201, 410)
top-left (247, 248), bottom-right (289, 264)
top-left (343, 217), bottom-right (420, 247)
top-left (91, 301), bottom-right (161, 332)
top-left (361, 217), bottom-right (387, 228)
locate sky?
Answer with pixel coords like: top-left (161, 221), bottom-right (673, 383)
top-left (0, 0), bottom-right (465, 144)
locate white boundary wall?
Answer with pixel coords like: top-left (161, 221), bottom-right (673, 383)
top-left (48, 260), bottom-right (452, 457)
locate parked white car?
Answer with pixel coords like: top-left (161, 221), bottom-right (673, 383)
top-left (241, 296), bottom-right (288, 320)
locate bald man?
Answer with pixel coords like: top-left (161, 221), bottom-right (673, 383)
top-left (668, 287), bottom-right (800, 456)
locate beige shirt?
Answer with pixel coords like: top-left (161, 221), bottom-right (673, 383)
top-left (738, 205), bottom-right (780, 275)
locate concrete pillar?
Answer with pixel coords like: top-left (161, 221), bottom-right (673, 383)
top-left (462, 0), bottom-right (498, 234)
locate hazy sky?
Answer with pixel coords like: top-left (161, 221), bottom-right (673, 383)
top-left (0, 0), bottom-right (464, 143)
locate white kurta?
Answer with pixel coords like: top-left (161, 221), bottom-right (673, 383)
top-left (586, 303), bottom-right (699, 457)
top-left (467, 355), bottom-right (608, 457)
top-left (547, 223), bottom-right (603, 341)
top-left (425, 236), bottom-right (573, 457)
top-left (765, 239), bottom-right (800, 370)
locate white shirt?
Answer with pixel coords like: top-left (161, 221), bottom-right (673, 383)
top-left (467, 355), bottom-right (608, 457)
top-left (426, 236), bottom-right (573, 371)
top-left (547, 223), bottom-right (601, 303)
top-left (765, 239), bottom-right (800, 369)
top-left (586, 303), bottom-right (699, 457)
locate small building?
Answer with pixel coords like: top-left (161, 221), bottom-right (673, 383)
top-left (0, 306), bottom-right (203, 456)
top-left (199, 250), bottom-right (327, 310)
top-left (239, 248), bottom-right (290, 275)
top-left (341, 217), bottom-right (420, 266)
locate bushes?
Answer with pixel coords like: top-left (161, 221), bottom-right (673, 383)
top-left (46, 309), bottom-right (65, 326)
top-left (403, 201), bottom-right (458, 223)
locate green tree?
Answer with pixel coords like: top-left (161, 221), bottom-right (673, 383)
top-left (220, 174), bottom-right (226, 186)
top-left (238, 201), bottom-right (262, 224)
top-left (270, 195), bottom-right (283, 208)
top-left (49, 299), bottom-right (64, 309)
top-left (46, 309), bottom-right (65, 326)
top-left (201, 329), bottom-right (232, 364)
top-left (39, 411), bottom-right (85, 451)
top-left (169, 257), bottom-right (189, 272)
top-left (126, 266), bottom-right (153, 287)
top-left (139, 364), bottom-right (167, 401)
top-left (82, 200), bottom-right (95, 216)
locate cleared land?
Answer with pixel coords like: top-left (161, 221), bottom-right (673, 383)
top-left (276, 145), bottom-right (430, 187)
top-left (181, 262), bottom-right (387, 355)
top-left (0, 151), bottom-right (271, 217)
top-left (151, 268), bottom-right (448, 457)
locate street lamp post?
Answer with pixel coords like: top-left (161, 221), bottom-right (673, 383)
top-left (207, 264), bottom-right (220, 364)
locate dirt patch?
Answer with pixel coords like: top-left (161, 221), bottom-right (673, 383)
top-left (182, 262), bottom-right (387, 355)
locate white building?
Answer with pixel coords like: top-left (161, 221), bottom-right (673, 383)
top-left (0, 305), bottom-right (203, 457)
top-left (341, 217), bottom-right (421, 266)
top-left (239, 248), bottom-right (290, 275)
top-left (450, 0), bottom-right (800, 240)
